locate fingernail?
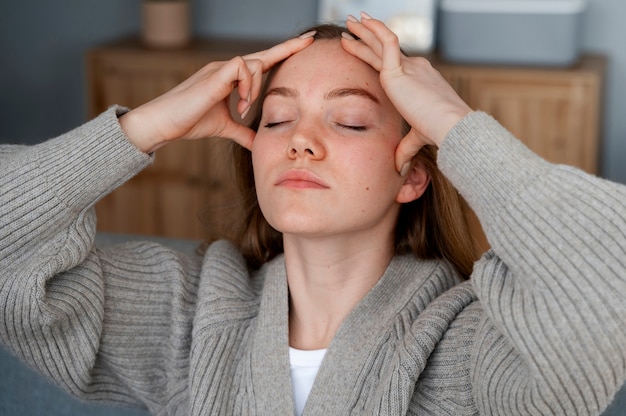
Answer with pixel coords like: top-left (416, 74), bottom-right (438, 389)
top-left (241, 105), bottom-right (250, 120)
top-left (400, 162), bottom-right (411, 177)
top-left (347, 14), bottom-right (358, 23)
top-left (299, 30), bottom-right (316, 40)
top-left (341, 32), bottom-right (355, 41)
top-left (360, 11), bottom-right (373, 19)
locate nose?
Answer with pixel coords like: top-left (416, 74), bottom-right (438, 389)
top-left (287, 123), bottom-right (325, 160)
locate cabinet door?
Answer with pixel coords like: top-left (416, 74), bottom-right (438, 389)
top-left (440, 68), bottom-right (600, 174)
top-left (91, 55), bottom-right (214, 239)
top-left (474, 77), bottom-right (597, 174)
top-left (95, 139), bottom-right (211, 239)
top-left (90, 55), bottom-right (203, 112)
top-left (199, 139), bottom-right (245, 241)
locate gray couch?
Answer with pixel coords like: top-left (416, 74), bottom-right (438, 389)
top-left (1, 233), bottom-right (624, 415)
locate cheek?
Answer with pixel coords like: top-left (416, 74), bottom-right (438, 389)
top-left (251, 139), bottom-right (271, 192)
top-left (351, 133), bottom-right (397, 167)
top-left (251, 133), bottom-right (278, 169)
top-left (251, 131), bottom-right (267, 155)
top-left (343, 144), bottom-right (399, 190)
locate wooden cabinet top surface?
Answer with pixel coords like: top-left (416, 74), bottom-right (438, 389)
top-left (87, 36), bottom-right (277, 60)
top-left (433, 54), bottom-right (607, 87)
top-left (88, 36), bottom-right (606, 72)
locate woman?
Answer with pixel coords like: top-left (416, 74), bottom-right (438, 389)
top-left (1, 14), bottom-right (625, 415)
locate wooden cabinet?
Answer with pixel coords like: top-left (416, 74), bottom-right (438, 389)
top-left (87, 38), bottom-right (605, 245)
top-left (433, 56), bottom-right (605, 251)
top-left (435, 56), bottom-right (605, 174)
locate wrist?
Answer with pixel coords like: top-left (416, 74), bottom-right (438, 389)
top-left (435, 107), bottom-right (472, 147)
top-left (119, 110), bottom-right (165, 154)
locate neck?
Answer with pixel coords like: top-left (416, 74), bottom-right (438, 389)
top-left (284, 232), bottom-right (394, 350)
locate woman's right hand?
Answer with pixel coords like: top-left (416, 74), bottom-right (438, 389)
top-left (119, 32), bottom-right (315, 153)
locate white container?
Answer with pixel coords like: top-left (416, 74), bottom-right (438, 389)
top-left (439, 0), bottom-right (588, 66)
top-left (318, 0), bottom-right (437, 53)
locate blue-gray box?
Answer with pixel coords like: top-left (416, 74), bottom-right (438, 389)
top-left (439, 0), bottom-right (587, 66)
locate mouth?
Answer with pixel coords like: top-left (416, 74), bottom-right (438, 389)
top-left (274, 169), bottom-right (330, 189)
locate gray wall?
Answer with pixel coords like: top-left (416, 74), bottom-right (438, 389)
top-left (581, 0), bottom-right (626, 184)
top-left (0, 1), bottom-right (141, 142)
top-left (0, 0), bottom-right (624, 183)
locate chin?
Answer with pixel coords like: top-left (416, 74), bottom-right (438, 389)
top-left (266, 214), bottom-right (330, 237)
top-left (270, 221), bottom-right (323, 236)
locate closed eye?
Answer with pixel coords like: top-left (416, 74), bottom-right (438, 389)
top-left (264, 121), bottom-right (289, 128)
top-left (263, 121), bottom-right (367, 131)
top-left (337, 123), bottom-right (367, 132)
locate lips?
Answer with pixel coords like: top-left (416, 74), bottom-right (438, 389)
top-left (274, 169), bottom-right (330, 189)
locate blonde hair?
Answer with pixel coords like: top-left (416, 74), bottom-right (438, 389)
top-left (204, 24), bottom-right (479, 278)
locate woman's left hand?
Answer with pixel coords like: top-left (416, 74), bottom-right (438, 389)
top-left (342, 13), bottom-right (472, 174)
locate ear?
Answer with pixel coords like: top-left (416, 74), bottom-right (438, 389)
top-left (395, 162), bottom-right (430, 204)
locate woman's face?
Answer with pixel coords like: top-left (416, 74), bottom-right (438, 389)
top-left (251, 39), bottom-right (408, 240)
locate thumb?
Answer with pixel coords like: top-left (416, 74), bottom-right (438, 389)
top-left (222, 122), bottom-right (256, 150)
top-left (395, 127), bottom-right (427, 176)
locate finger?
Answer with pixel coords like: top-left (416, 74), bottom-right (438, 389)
top-left (395, 128), bottom-right (427, 175)
top-left (244, 32), bottom-right (315, 72)
top-left (345, 14), bottom-right (384, 58)
top-left (192, 57), bottom-right (252, 109)
top-left (246, 58), bottom-right (265, 110)
top-left (235, 34), bottom-right (315, 118)
top-left (205, 56), bottom-right (260, 119)
top-left (235, 59), bottom-right (263, 117)
top-left (358, 15), bottom-right (404, 72)
top-left (232, 58), bottom-right (254, 116)
top-left (238, 34), bottom-right (314, 116)
top-left (340, 30), bottom-right (382, 71)
top-left (223, 121), bottom-right (256, 150)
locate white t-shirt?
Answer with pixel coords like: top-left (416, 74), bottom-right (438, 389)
top-left (289, 347), bottom-right (327, 416)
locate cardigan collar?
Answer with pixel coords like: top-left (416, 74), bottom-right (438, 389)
top-left (250, 253), bottom-right (451, 415)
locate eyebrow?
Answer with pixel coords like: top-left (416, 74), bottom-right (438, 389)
top-left (325, 88), bottom-right (380, 104)
top-left (265, 86), bottom-right (298, 99)
top-left (265, 87), bottom-right (380, 104)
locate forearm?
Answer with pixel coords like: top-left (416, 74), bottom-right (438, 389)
top-left (439, 112), bottom-right (626, 414)
top-left (0, 106), bottom-right (154, 401)
top-left (439, 112), bottom-right (626, 292)
top-left (0, 106), bottom-right (151, 262)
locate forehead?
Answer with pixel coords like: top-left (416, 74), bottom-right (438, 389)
top-left (268, 40), bottom-right (383, 93)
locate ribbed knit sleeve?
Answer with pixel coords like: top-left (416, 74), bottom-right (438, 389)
top-left (438, 112), bottom-right (626, 415)
top-left (0, 107), bottom-right (201, 413)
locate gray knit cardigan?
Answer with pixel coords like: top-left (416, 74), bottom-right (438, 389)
top-left (0, 107), bottom-right (624, 415)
